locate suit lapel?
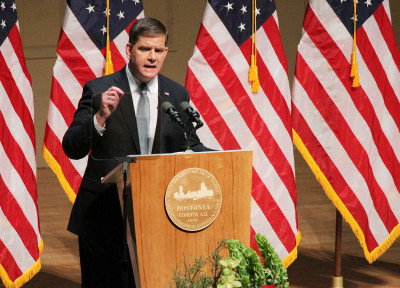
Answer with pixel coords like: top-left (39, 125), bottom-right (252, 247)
top-left (116, 68), bottom-right (141, 153)
top-left (152, 75), bottom-right (171, 154)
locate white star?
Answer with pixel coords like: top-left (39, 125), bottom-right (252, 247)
top-left (11, 2), bottom-right (16, 11)
top-left (103, 8), bottom-right (111, 16)
top-left (240, 5), bottom-right (247, 14)
top-left (1, 19), bottom-right (6, 29)
top-left (238, 22), bottom-right (245, 32)
top-left (100, 25), bottom-right (107, 34)
top-left (225, 2), bottom-right (233, 11)
top-left (133, 0), bottom-right (140, 4)
top-left (117, 11), bottom-right (125, 20)
top-left (351, 14), bottom-right (358, 21)
top-left (341, 0), bottom-right (346, 3)
top-left (365, 0), bottom-right (372, 7)
top-left (1, 2), bottom-right (5, 11)
top-left (255, 8), bottom-right (260, 15)
top-left (86, 4), bottom-right (95, 13)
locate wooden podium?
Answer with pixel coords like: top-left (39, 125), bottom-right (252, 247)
top-left (103, 150), bottom-right (252, 287)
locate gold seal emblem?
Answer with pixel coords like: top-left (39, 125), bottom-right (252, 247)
top-left (165, 168), bottom-right (222, 232)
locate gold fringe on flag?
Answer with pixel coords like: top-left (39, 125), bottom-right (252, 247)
top-left (249, 0), bottom-right (260, 93)
top-left (293, 129), bottom-right (400, 263)
top-left (350, 0), bottom-right (360, 87)
top-left (105, 0), bottom-right (114, 75)
top-left (0, 240), bottom-right (44, 288)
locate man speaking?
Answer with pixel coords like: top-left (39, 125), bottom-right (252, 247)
top-left (62, 17), bottom-right (210, 288)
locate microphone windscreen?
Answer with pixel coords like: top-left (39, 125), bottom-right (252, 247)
top-left (161, 101), bottom-right (174, 112)
top-left (179, 101), bottom-right (191, 111)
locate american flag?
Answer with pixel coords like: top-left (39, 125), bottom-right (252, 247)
top-left (186, 0), bottom-right (299, 267)
top-left (292, 0), bottom-right (400, 262)
top-left (43, 0), bottom-right (143, 202)
top-left (0, 1), bottom-right (42, 287)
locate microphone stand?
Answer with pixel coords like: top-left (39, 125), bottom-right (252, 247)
top-left (114, 156), bottom-right (137, 288)
top-left (161, 100), bottom-right (203, 152)
top-left (91, 92), bottom-right (141, 287)
top-left (182, 121), bottom-right (201, 152)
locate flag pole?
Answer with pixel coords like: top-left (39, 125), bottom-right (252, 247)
top-left (332, 209), bottom-right (344, 288)
top-left (332, 2), bottom-right (358, 285)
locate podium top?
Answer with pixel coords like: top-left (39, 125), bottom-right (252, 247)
top-left (125, 148), bottom-right (249, 158)
top-left (101, 149), bottom-right (252, 185)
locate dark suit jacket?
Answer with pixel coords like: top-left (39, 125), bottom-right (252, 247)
top-left (62, 67), bottom-right (209, 237)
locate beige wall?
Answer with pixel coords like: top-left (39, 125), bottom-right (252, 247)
top-left (18, 0), bottom-right (400, 168)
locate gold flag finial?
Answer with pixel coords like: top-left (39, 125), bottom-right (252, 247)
top-left (350, 0), bottom-right (360, 87)
top-left (105, 0), bottom-right (114, 75)
top-left (249, 0), bottom-right (259, 92)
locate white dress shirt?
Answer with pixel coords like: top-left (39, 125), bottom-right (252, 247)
top-left (125, 65), bottom-right (158, 153)
top-left (94, 65), bottom-right (159, 154)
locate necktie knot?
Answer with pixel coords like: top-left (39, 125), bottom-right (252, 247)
top-left (139, 83), bottom-right (147, 95)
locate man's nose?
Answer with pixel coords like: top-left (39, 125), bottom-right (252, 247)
top-left (147, 49), bottom-right (156, 61)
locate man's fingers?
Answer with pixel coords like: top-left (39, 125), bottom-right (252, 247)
top-left (99, 87), bottom-right (123, 119)
top-left (108, 86), bottom-right (124, 98)
top-left (105, 95), bottom-right (120, 105)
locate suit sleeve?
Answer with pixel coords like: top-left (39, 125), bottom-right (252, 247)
top-left (62, 83), bottom-right (101, 160)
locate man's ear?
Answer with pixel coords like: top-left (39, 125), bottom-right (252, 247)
top-left (125, 43), bottom-right (132, 59)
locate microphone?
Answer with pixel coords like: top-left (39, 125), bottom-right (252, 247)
top-left (161, 101), bottom-right (184, 128)
top-left (179, 101), bottom-right (203, 129)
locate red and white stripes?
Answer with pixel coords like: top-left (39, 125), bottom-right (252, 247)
top-left (292, 0), bottom-right (400, 262)
top-left (43, 3), bottom-right (144, 202)
top-left (0, 21), bottom-right (42, 288)
top-left (186, 1), bottom-right (299, 267)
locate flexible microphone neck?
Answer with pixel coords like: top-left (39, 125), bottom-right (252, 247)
top-left (161, 101), bottom-right (185, 128)
top-left (179, 101), bottom-right (203, 129)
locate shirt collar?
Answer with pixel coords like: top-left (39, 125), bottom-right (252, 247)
top-left (125, 65), bottom-right (158, 94)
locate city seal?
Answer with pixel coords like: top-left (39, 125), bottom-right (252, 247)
top-left (165, 168), bottom-right (222, 232)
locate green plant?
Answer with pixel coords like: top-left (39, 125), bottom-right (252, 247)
top-left (255, 234), bottom-right (288, 288)
top-left (217, 257), bottom-right (242, 288)
top-left (170, 255), bottom-right (212, 288)
top-left (226, 239), bottom-right (265, 288)
top-left (169, 234), bottom-right (289, 288)
top-left (169, 240), bottom-right (228, 288)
